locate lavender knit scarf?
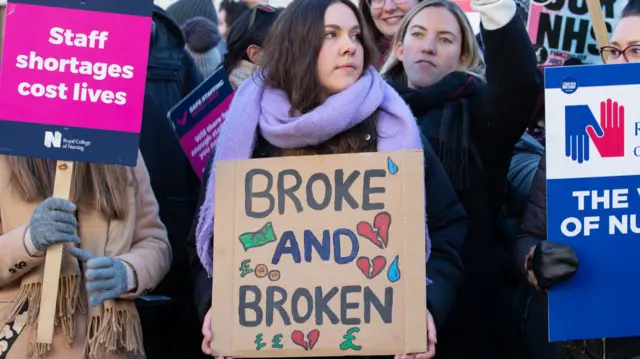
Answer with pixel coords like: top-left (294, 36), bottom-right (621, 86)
top-left (195, 66), bottom-right (430, 276)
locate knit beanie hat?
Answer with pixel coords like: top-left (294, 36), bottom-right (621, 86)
top-left (182, 16), bottom-right (223, 79)
top-left (167, 0), bottom-right (218, 27)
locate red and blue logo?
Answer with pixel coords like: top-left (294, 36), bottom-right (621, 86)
top-left (565, 99), bottom-right (625, 163)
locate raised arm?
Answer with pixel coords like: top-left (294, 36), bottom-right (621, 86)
top-left (472, 0), bottom-right (543, 154)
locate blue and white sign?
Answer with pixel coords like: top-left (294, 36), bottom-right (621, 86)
top-left (545, 62), bottom-right (640, 341)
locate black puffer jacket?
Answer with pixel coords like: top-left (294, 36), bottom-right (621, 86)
top-left (518, 156), bottom-right (640, 359)
top-left (186, 135), bottom-right (468, 330)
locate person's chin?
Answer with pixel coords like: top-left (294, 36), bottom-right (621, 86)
top-left (328, 81), bottom-right (357, 94)
top-left (381, 27), bottom-right (399, 39)
top-left (410, 77), bottom-right (438, 89)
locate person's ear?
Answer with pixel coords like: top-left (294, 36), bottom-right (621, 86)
top-left (246, 44), bottom-right (264, 64)
top-left (458, 52), bottom-right (469, 69)
top-left (395, 42), bottom-right (405, 62)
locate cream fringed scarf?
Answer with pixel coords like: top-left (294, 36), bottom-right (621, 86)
top-left (228, 60), bottom-right (256, 91)
top-left (2, 249), bottom-right (142, 359)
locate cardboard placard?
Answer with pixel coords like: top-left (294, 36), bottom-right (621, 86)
top-left (0, 0), bottom-right (153, 166)
top-left (527, 0), bottom-right (626, 66)
top-left (545, 63), bottom-right (640, 341)
top-left (167, 67), bottom-right (234, 179)
top-left (212, 151), bottom-right (427, 357)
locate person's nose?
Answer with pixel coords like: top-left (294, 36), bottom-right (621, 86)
top-left (340, 34), bottom-right (357, 57)
top-left (382, 0), bottom-right (397, 12)
top-left (421, 37), bottom-right (437, 55)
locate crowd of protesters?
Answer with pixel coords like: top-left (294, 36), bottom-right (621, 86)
top-left (0, 0), bottom-right (639, 358)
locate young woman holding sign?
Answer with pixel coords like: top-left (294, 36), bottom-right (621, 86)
top-left (0, 154), bottom-right (172, 358)
top-left (186, 0), bottom-right (470, 358)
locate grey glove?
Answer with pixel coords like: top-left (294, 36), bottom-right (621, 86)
top-left (66, 247), bottom-right (130, 307)
top-left (29, 198), bottom-right (80, 251)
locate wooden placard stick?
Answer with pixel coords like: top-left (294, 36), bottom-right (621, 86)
top-left (36, 160), bottom-right (74, 344)
top-left (586, 0), bottom-right (611, 48)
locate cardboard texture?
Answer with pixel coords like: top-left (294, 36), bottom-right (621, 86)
top-left (211, 151), bottom-right (427, 357)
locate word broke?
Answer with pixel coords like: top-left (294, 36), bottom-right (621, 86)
top-left (244, 168), bottom-right (387, 218)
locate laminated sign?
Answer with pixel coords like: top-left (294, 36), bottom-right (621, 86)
top-left (211, 151), bottom-right (427, 357)
top-left (545, 63), bottom-right (640, 341)
top-left (0, 0), bottom-right (153, 165)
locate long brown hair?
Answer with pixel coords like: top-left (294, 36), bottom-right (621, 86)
top-left (258, 0), bottom-right (379, 156)
top-left (7, 157), bottom-right (133, 220)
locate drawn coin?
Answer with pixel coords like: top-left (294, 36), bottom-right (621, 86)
top-left (268, 270), bottom-right (281, 281)
top-left (255, 264), bottom-right (268, 278)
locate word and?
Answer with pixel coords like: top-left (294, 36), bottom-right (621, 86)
top-left (244, 168), bottom-right (386, 218)
top-left (560, 188), bottom-right (640, 236)
top-left (13, 27), bottom-right (135, 106)
top-left (340, 327), bottom-right (362, 351)
top-left (238, 285), bottom-right (393, 327)
top-left (272, 228), bottom-right (360, 265)
top-left (269, 211), bottom-right (395, 268)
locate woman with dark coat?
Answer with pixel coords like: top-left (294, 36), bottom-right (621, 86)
top-left (381, 0), bottom-right (542, 358)
top-left (186, 0), bottom-right (468, 357)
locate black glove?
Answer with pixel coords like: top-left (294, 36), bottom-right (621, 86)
top-left (527, 241), bottom-right (579, 291)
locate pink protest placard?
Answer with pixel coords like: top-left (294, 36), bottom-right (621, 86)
top-left (0, 0), bottom-right (154, 166)
top-left (168, 68), bottom-right (234, 179)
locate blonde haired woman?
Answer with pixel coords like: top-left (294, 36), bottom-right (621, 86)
top-left (381, 0), bottom-right (485, 81)
top-left (0, 154), bottom-right (172, 359)
top-left (382, 0), bottom-right (542, 358)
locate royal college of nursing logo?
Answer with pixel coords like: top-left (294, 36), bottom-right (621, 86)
top-left (565, 98), bottom-right (625, 163)
top-left (44, 131), bottom-right (62, 148)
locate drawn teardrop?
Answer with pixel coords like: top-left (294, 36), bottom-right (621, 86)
top-left (387, 255), bottom-right (401, 283)
top-left (387, 157), bottom-right (398, 175)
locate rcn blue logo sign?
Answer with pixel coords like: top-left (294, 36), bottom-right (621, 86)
top-left (565, 99), bottom-right (625, 163)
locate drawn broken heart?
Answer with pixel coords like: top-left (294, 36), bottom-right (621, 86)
top-left (357, 212), bottom-right (392, 249)
top-left (291, 329), bottom-right (320, 350)
top-left (356, 256), bottom-right (387, 279)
